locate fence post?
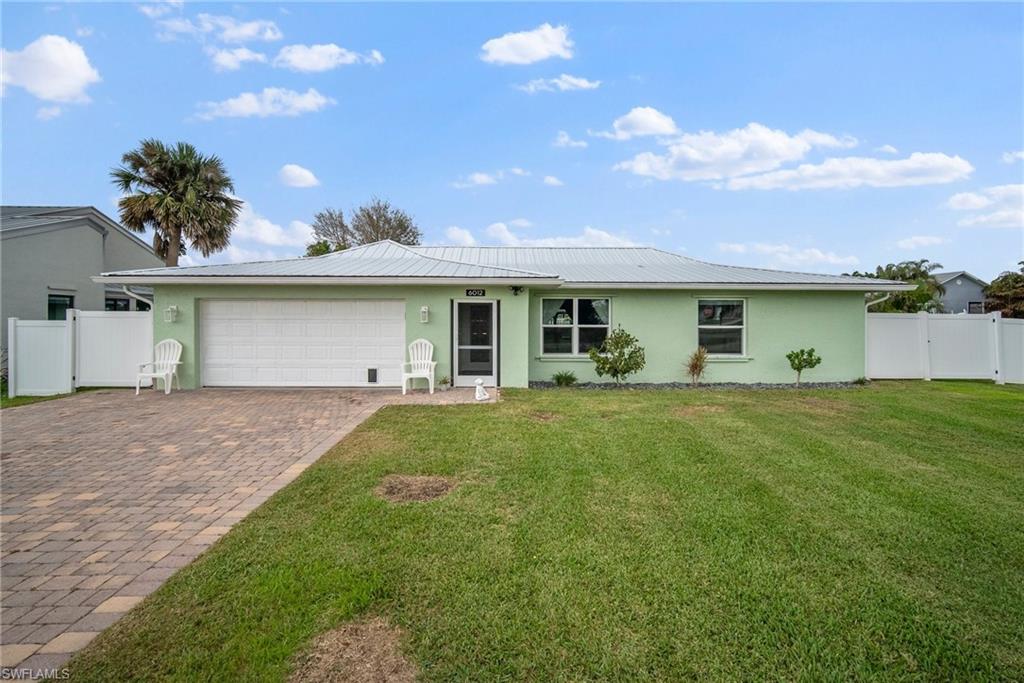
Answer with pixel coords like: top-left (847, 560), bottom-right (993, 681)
top-left (992, 311), bottom-right (1004, 385)
top-left (918, 311), bottom-right (931, 381)
top-left (7, 318), bottom-right (16, 398)
top-left (65, 309), bottom-right (77, 393)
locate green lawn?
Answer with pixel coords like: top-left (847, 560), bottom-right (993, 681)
top-left (70, 382), bottom-right (1024, 681)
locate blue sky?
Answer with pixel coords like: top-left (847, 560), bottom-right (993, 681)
top-left (2, 2), bottom-right (1022, 279)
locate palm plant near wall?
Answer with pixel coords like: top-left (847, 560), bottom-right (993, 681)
top-left (111, 139), bottom-right (242, 267)
top-left (686, 347), bottom-right (709, 387)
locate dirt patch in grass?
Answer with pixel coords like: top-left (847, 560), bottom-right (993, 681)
top-left (289, 616), bottom-right (417, 683)
top-left (375, 474), bottom-right (456, 503)
top-left (530, 411), bottom-right (563, 422)
top-left (785, 398), bottom-right (857, 417)
top-left (672, 405), bottom-right (727, 417)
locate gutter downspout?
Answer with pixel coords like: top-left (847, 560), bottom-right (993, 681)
top-left (122, 285), bottom-right (154, 308)
top-left (865, 294), bottom-right (890, 311)
top-left (863, 294), bottom-right (891, 380)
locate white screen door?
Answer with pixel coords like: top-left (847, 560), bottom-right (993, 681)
top-left (453, 300), bottom-right (496, 386)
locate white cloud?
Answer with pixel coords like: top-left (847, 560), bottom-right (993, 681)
top-left (896, 235), bottom-right (950, 249)
top-left (543, 175), bottom-right (564, 186)
top-left (1, 35), bottom-right (100, 103)
top-left (207, 47), bottom-right (266, 71)
top-left (946, 191), bottom-right (992, 210)
top-left (272, 43), bottom-right (384, 72)
top-left (156, 13), bottom-right (281, 43)
top-left (452, 172), bottom-right (499, 189)
top-left (1002, 150), bottom-right (1024, 164)
top-left (948, 184), bottom-right (1023, 229)
top-left (444, 226), bottom-right (477, 246)
top-left (233, 202), bottom-right (313, 247)
top-left (36, 105), bottom-right (61, 120)
top-left (138, 2), bottom-right (181, 19)
top-left (615, 122), bottom-right (857, 181)
top-left (451, 168), bottom-right (529, 189)
top-left (486, 222), bottom-right (638, 247)
top-left (517, 74), bottom-right (600, 94)
top-left (592, 106), bottom-right (679, 141)
top-left (717, 242), bottom-right (858, 266)
top-left (724, 152), bottom-right (972, 191)
top-left (651, 227), bottom-right (671, 237)
top-left (876, 144), bottom-right (899, 154)
top-left (553, 130), bottom-right (587, 148)
top-left (75, 26), bottom-right (94, 38)
top-left (480, 23), bottom-right (573, 65)
top-left (195, 87), bottom-right (334, 120)
top-left (508, 218), bottom-right (533, 228)
top-left (278, 164), bottom-right (320, 188)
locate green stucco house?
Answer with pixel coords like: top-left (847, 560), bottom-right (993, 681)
top-left (97, 241), bottom-right (912, 388)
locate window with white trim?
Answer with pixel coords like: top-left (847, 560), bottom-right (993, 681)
top-left (541, 298), bottom-right (611, 355)
top-left (697, 299), bottom-right (745, 355)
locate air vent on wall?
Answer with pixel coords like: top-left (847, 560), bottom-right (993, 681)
top-left (367, 368), bottom-right (379, 384)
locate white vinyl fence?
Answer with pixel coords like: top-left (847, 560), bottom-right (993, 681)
top-left (7, 310), bottom-right (153, 397)
top-left (866, 312), bottom-right (1023, 384)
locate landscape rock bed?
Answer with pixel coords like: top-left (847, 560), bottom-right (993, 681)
top-left (529, 381), bottom-right (862, 390)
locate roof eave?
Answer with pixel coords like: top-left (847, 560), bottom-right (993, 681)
top-left (557, 281), bottom-right (918, 291)
top-left (92, 275), bottom-right (565, 286)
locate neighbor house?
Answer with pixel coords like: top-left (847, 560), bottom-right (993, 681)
top-left (96, 241), bottom-right (913, 388)
top-left (1, 206), bottom-right (162, 350)
top-left (933, 271), bottom-right (988, 314)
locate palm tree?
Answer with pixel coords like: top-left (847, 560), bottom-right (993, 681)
top-left (846, 259), bottom-right (946, 312)
top-left (111, 139), bottom-right (242, 267)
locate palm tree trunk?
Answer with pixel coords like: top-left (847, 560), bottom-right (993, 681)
top-left (165, 226), bottom-right (181, 267)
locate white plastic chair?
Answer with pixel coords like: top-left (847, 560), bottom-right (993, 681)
top-left (401, 338), bottom-right (437, 395)
top-left (137, 339), bottom-right (183, 395)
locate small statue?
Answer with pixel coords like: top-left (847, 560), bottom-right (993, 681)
top-left (474, 378), bottom-right (490, 401)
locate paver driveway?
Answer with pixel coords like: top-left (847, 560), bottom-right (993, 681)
top-left (0, 387), bottom-right (487, 672)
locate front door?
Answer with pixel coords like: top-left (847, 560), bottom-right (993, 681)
top-left (453, 301), bottom-right (496, 387)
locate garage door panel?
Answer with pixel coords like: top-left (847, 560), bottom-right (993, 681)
top-left (201, 299), bottom-right (406, 387)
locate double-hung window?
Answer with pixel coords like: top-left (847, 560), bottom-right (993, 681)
top-left (541, 298), bottom-right (611, 355)
top-left (697, 299), bottom-right (745, 356)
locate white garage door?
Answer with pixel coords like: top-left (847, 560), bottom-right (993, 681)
top-left (200, 299), bottom-right (405, 387)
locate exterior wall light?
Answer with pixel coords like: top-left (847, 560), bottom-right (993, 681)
top-left (419, 305), bottom-right (429, 323)
top-left (164, 305), bottom-right (179, 323)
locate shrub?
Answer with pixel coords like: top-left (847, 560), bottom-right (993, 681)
top-left (588, 326), bottom-right (646, 384)
top-left (853, 376), bottom-right (869, 386)
top-left (686, 347), bottom-right (709, 387)
top-left (552, 370), bottom-right (577, 387)
top-left (786, 348), bottom-right (822, 386)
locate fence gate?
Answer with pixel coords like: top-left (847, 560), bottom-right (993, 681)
top-left (6, 310), bottom-right (153, 397)
top-left (866, 312), bottom-right (1023, 384)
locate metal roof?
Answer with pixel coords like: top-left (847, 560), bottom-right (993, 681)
top-left (99, 241), bottom-right (560, 283)
top-left (97, 240), bottom-right (913, 291)
top-left (411, 246), bottom-right (904, 288)
top-left (0, 205), bottom-right (85, 217)
top-left (934, 271), bottom-right (989, 286)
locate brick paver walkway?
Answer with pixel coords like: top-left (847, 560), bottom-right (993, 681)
top-left (0, 387), bottom-right (491, 672)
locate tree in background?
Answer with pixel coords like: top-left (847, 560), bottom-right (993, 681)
top-left (305, 208), bottom-right (350, 256)
top-left (304, 198), bottom-right (421, 256)
top-left (111, 139), bottom-right (241, 267)
top-left (846, 259), bottom-right (946, 313)
top-left (350, 197), bottom-right (421, 245)
top-left (985, 262), bottom-right (1024, 318)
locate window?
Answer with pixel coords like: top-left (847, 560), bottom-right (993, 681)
top-left (135, 300), bottom-right (151, 312)
top-left (697, 299), bottom-right (745, 355)
top-left (541, 298), bottom-right (610, 355)
top-left (105, 298), bottom-right (130, 312)
top-left (47, 294), bottom-right (74, 321)
top-left (967, 301), bottom-right (984, 314)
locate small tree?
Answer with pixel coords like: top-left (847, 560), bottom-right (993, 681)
top-left (786, 348), bottom-right (822, 386)
top-left (686, 347), bottom-right (709, 387)
top-left (588, 327), bottom-right (646, 384)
